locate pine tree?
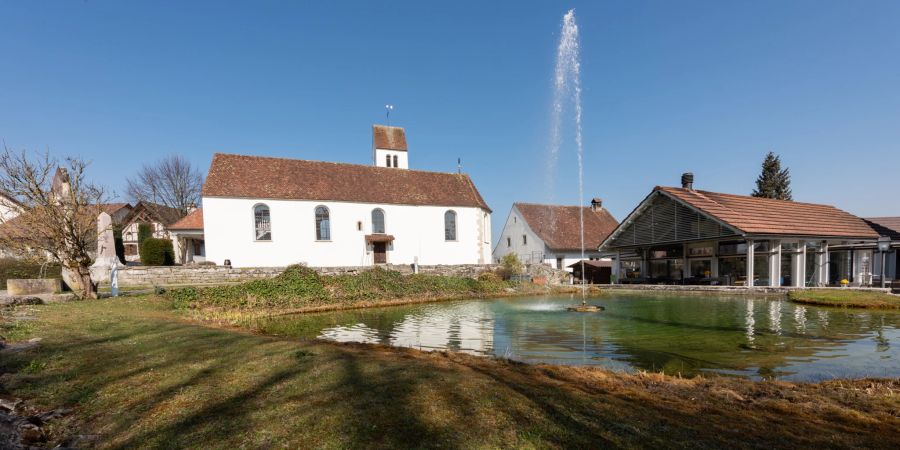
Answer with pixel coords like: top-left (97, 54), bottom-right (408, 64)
top-left (751, 151), bottom-right (793, 201)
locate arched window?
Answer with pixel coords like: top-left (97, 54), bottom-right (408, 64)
top-left (372, 208), bottom-right (385, 234)
top-left (254, 204), bottom-right (271, 241)
top-left (444, 210), bottom-right (457, 241)
top-left (315, 206), bottom-right (330, 240)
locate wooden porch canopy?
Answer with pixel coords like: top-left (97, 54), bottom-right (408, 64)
top-left (365, 234), bottom-right (395, 243)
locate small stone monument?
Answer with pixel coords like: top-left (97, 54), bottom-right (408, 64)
top-left (90, 211), bottom-right (124, 285)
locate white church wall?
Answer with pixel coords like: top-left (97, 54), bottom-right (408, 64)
top-left (203, 197), bottom-right (491, 268)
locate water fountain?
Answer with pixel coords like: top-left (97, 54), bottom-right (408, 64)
top-left (551, 10), bottom-right (602, 312)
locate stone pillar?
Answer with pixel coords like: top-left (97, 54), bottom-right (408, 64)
top-left (769, 240), bottom-right (781, 287)
top-left (816, 241), bottom-right (829, 287)
top-left (613, 251), bottom-right (621, 284)
top-left (746, 239), bottom-right (755, 287)
top-left (793, 241), bottom-right (807, 288)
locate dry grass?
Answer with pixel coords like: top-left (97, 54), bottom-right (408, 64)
top-left (1, 296), bottom-right (898, 449)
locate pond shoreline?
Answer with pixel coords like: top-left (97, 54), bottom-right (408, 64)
top-left (180, 284), bottom-right (597, 322)
top-left (3, 296), bottom-right (899, 448)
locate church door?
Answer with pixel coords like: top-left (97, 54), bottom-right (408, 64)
top-left (374, 242), bottom-right (387, 264)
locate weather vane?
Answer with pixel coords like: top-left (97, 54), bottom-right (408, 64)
top-left (385, 104), bottom-right (394, 126)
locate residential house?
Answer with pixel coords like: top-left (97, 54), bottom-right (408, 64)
top-left (121, 201), bottom-right (186, 262)
top-left (200, 125), bottom-right (492, 268)
top-left (599, 173), bottom-right (880, 287)
top-left (492, 199), bottom-right (619, 273)
top-left (169, 208), bottom-right (205, 264)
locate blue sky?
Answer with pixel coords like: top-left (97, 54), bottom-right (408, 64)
top-left (2, 1), bottom-right (899, 244)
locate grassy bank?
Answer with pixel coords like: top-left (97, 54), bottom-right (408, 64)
top-left (166, 265), bottom-right (524, 313)
top-left (2, 297), bottom-right (899, 449)
top-left (789, 289), bottom-right (900, 309)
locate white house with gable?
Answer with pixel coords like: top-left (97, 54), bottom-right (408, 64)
top-left (201, 125), bottom-right (492, 268)
top-left (492, 200), bottom-right (618, 272)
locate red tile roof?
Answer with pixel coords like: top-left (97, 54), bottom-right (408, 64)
top-left (202, 153), bottom-right (490, 211)
top-left (99, 203), bottom-right (132, 215)
top-left (656, 186), bottom-right (878, 239)
top-left (372, 125), bottom-right (407, 151)
top-left (865, 217), bottom-right (900, 240)
top-left (170, 208), bottom-right (204, 230)
top-left (515, 203), bottom-right (619, 251)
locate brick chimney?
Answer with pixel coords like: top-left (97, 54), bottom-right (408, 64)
top-left (590, 198), bottom-right (603, 212)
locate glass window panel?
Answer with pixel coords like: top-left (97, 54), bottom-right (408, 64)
top-left (316, 206), bottom-right (330, 240)
top-left (254, 205), bottom-right (271, 241)
top-left (372, 209), bottom-right (385, 234)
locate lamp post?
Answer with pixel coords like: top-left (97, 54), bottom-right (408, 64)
top-left (878, 237), bottom-right (891, 289)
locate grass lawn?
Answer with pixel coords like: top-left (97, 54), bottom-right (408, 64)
top-left (788, 289), bottom-right (900, 309)
top-left (1, 296), bottom-right (899, 449)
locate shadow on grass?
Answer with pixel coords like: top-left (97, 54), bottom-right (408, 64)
top-left (2, 299), bottom-right (898, 449)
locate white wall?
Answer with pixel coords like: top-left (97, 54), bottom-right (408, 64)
top-left (0, 198), bottom-right (21, 222)
top-left (374, 149), bottom-right (409, 169)
top-left (203, 197), bottom-right (491, 268)
top-left (492, 206), bottom-right (546, 264)
top-left (491, 206), bottom-right (604, 271)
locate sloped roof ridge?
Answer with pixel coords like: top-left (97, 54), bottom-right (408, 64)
top-left (210, 152), bottom-right (465, 177)
top-left (655, 186), bottom-right (749, 232)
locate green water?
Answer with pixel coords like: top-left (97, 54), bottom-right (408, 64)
top-left (250, 294), bottom-right (900, 381)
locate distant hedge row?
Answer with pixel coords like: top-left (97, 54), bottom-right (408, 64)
top-left (140, 238), bottom-right (174, 266)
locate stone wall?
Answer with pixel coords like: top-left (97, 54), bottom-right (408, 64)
top-left (112, 264), bottom-right (501, 287)
top-left (6, 278), bottom-right (62, 295)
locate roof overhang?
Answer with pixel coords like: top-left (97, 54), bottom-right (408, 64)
top-left (365, 234), bottom-right (395, 243)
top-left (598, 189), bottom-right (743, 252)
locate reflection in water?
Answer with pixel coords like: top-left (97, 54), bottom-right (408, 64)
top-left (769, 300), bottom-right (782, 336)
top-left (745, 299), bottom-right (756, 346)
top-left (794, 305), bottom-right (807, 334)
top-left (252, 294), bottom-right (900, 382)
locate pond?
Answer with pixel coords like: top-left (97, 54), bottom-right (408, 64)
top-left (249, 294), bottom-right (900, 381)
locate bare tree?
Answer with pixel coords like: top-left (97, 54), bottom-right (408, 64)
top-left (126, 155), bottom-right (203, 215)
top-left (0, 148), bottom-right (107, 298)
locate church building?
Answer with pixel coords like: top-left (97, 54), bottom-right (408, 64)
top-left (200, 125), bottom-right (492, 268)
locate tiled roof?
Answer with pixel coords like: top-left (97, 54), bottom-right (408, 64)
top-left (865, 217), bottom-right (900, 240)
top-left (515, 203), bottom-right (619, 251)
top-left (202, 153), bottom-right (491, 211)
top-left (124, 201), bottom-right (185, 227)
top-left (372, 125), bottom-right (407, 151)
top-left (99, 203), bottom-right (132, 215)
top-left (170, 208), bottom-right (204, 230)
top-left (656, 186), bottom-right (878, 239)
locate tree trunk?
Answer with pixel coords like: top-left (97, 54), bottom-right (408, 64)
top-left (78, 266), bottom-right (98, 299)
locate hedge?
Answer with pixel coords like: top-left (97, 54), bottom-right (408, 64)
top-left (140, 238), bottom-right (174, 266)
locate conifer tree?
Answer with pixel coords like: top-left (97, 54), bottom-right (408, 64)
top-left (751, 151), bottom-right (792, 201)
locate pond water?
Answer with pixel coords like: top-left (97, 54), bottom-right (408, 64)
top-left (250, 294), bottom-right (900, 381)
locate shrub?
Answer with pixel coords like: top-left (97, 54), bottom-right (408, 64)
top-left (140, 238), bottom-right (174, 266)
top-left (499, 254), bottom-right (523, 279)
top-left (137, 223), bottom-right (153, 245)
top-left (113, 225), bottom-right (126, 264)
top-left (477, 270), bottom-right (501, 283)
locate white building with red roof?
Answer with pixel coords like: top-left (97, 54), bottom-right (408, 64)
top-left (200, 125), bottom-right (492, 268)
top-left (492, 199), bottom-right (619, 277)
